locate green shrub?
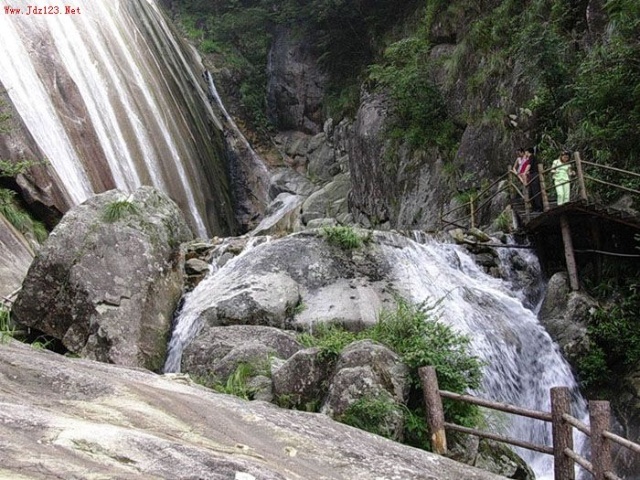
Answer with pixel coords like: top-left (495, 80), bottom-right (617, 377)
top-left (321, 226), bottom-right (367, 250)
top-left (195, 359), bottom-right (272, 401)
top-left (338, 394), bottom-right (403, 439)
top-left (102, 199), bottom-right (139, 223)
top-left (0, 188), bottom-right (48, 243)
top-left (299, 298), bottom-right (484, 447)
top-left (0, 306), bottom-right (14, 343)
top-left (298, 322), bottom-right (359, 361)
top-left (214, 363), bottom-right (257, 400)
top-left (579, 263), bottom-right (640, 393)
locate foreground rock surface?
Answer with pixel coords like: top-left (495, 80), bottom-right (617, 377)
top-left (0, 340), bottom-right (508, 480)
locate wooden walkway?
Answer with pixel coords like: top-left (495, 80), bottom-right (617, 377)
top-left (515, 199), bottom-right (640, 232)
top-left (441, 152), bottom-right (640, 290)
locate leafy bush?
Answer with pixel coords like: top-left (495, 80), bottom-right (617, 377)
top-left (299, 298), bottom-right (484, 447)
top-left (368, 35), bottom-right (458, 151)
top-left (102, 199), bottom-right (139, 223)
top-left (298, 322), bottom-right (359, 360)
top-left (0, 188), bottom-right (48, 243)
top-left (195, 361), bottom-right (268, 401)
top-left (338, 394), bottom-right (404, 439)
top-left (321, 226), bottom-right (368, 250)
top-left (578, 264), bottom-right (640, 393)
top-left (0, 306), bottom-right (14, 343)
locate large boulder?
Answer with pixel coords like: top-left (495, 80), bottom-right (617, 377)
top-left (182, 325), bottom-right (302, 383)
top-left (272, 346), bottom-right (333, 411)
top-left (12, 187), bottom-right (193, 370)
top-left (538, 272), bottom-right (595, 363)
top-left (180, 232), bottom-right (395, 342)
top-left (0, 340), bottom-right (509, 480)
top-left (321, 340), bottom-right (410, 440)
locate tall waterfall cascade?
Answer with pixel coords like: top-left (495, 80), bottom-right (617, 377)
top-left (0, 0), bottom-right (236, 236)
top-left (165, 230), bottom-right (588, 479)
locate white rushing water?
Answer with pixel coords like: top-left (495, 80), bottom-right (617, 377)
top-left (381, 233), bottom-right (588, 478)
top-left (0, 0), bottom-right (230, 236)
top-left (163, 236), bottom-right (272, 373)
top-left (165, 229), bottom-right (588, 478)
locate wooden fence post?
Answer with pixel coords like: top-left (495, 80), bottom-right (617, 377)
top-left (538, 163), bottom-right (550, 211)
top-left (470, 195), bottom-right (476, 229)
top-left (560, 215), bottom-right (580, 291)
top-left (573, 152), bottom-right (588, 201)
top-left (419, 366), bottom-right (447, 455)
top-left (590, 401), bottom-right (612, 480)
top-left (551, 387), bottom-right (575, 480)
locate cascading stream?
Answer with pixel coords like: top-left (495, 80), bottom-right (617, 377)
top-left (0, 0), bottom-right (235, 237)
top-left (381, 232), bottom-right (588, 479)
top-left (163, 236), bottom-right (272, 373)
top-left (165, 229), bottom-right (588, 479)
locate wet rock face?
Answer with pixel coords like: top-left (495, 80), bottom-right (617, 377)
top-left (12, 186), bottom-right (193, 370)
top-left (266, 27), bottom-right (328, 134)
top-left (538, 272), bottom-right (594, 363)
top-left (0, 215), bottom-right (34, 302)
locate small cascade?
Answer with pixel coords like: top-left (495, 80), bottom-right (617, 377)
top-left (163, 236), bottom-right (271, 373)
top-left (379, 232), bottom-right (588, 479)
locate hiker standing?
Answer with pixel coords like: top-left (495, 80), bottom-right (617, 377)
top-left (552, 150), bottom-right (573, 205)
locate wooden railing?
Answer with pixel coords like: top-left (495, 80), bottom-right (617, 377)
top-left (419, 366), bottom-right (640, 480)
top-left (440, 152), bottom-right (640, 229)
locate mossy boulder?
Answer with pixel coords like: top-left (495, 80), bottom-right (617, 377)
top-left (12, 186), bottom-right (193, 370)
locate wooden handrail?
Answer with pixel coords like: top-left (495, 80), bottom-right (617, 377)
top-left (440, 389), bottom-right (552, 421)
top-left (444, 421), bottom-right (554, 454)
top-left (419, 366), bottom-right (640, 480)
top-left (440, 152), bottom-right (640, 230)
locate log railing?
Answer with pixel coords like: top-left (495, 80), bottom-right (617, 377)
top-left (419, 366), bottom-right (640, 480)
top-left (440, 152), bottom-right (640, 229)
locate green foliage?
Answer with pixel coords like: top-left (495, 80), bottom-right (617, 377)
top-left (0, 97), bottom-right (11, 134)
top-left (0, 159), bottom-right (40, 178)
top-left (0, 306), bottom-right (15, 343)
top-left (368, 35), bottom-right (458, 151)
top-left (174, 6), bottom-right (272, 135)
top-left (579, 264), bottom-right (640, 392)
top-left (102, 199), bottom-right (139, 223)
top-left (0, 188), bottom-right (48, 242)
top-left (298, 322), bottom-right (359, 360)
top-left (338, 394), bottom-right (403, 439)
top-left (320, 226), bottom-right (368, 250)
top-left (299, 298), bottom-right (484, 443)
top-left (196, 362), bottom-right (267, 400)
top-left (215, 363), bottom-right (258, 400)
top-left (30, 336), bottom-right (54, 351)
top-left (493, 209), bottom-right (513, 233)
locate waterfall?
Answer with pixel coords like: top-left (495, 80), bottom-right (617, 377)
top-left (0, 0), bottom-right (236, 237)
top-left (380, 233), bottom-right (588, 479)
top-left (164, 228), bottom-right (588, 478)
top-left (163, 236), bottom-right (272, 373)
